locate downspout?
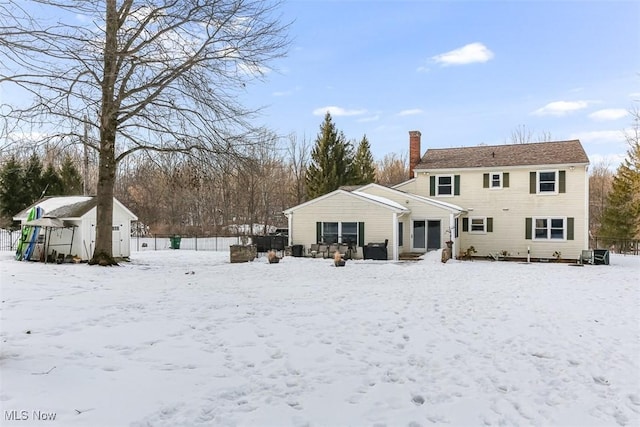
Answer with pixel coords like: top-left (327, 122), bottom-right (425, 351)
top-left (584, 165), bottom-right (589, 249)
top-left (450, 212), bottom-right (458, 257)
top-left (392, 212), bottom-right (398, 261)
top-left (286, 212), bottom-right (293, 247)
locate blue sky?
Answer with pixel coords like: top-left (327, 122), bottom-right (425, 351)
top-left (245, 0), bottom-right (640, 166)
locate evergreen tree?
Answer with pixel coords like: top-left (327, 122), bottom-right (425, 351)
top-left (0, 156), bottom-right (29, 222)
top-left (305, 113), bottom-right (354, 198)
top-left (23, 153), bottom-right (45, 204)
top-left (599, 110), bottom-right (640, 242)
top-left (59, 155), bottom-right (83, 195)
top-left (352, 134), bottom-right (376, 185)
top-left (41, 163), bottom-right (64, 196)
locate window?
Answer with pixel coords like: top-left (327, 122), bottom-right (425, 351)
top-left (398, 222), bottom-right (404, 246)
top-left (341, 222), bottom-right (358, 246)
top-left (470, 218), bottom-right (486, 233)
top-left (538, 171), bottom-right (557, 193)
top-left (491, 173), bottom-right (502, 188)
top-left (322, 222), bottom-right (338, 244)
top-left (437, 175), bottom-right (453, 196)
top-left (320, 221), bottom-right (359, 245)
top-left (112, 226), bottom-right (120, 231)
top-left (534, 217), bottom-right (566, 240)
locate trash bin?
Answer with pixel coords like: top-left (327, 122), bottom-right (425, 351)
top-left (292, 244), bottom-right (303, 257)
top-left (170, 236), bottom-right (181, 249)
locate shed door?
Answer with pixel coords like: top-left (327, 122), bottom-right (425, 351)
top-left (112, 225), bottom-right (122, 257)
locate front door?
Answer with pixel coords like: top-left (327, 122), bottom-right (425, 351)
top-left (412, 220), bottom-right (426, 252)
top-left (427, 220), bottom-right (441, 251)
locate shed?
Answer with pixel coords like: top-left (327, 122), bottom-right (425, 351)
top-left (13, 196), bottom-right (138, 261)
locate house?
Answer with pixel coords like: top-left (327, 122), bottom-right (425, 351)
top-left (13, 196), bottom-right (138, 261)
top-left (284, 131), bottom-right (590, 261)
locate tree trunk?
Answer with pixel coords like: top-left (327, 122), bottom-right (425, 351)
top-left (89, 0), bottom-right (118, 266)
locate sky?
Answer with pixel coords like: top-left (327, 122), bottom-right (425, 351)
top-left (243, 0), bottom-right (640, 166)
top-left (1, 247), bottom-right (639, 426)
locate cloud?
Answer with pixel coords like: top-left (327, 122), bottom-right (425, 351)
top-left (357, 115), bottom-right (380, 123)
top-left (431, 43), bottom-right (494, 66)
top-left (569, 130), bottom-right (625, 145)
top-left (312, 106), bottom-right (367, 117)
top-left (532, 100), bottom-right (590, 116)
top-left (629, 92), bottom-right (640, 100)
top-left (416, 65), bottom-right (430, 73)
top-left (397, 109), bottom-right (424, 116)
top-left (588, 109), bottom-right (628, 121)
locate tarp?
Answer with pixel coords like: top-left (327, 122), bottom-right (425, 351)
top-left (25, 217), bottom-right (66, 228)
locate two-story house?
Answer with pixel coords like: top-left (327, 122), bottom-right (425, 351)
top-left (283, 131), bottom-right (590, 262)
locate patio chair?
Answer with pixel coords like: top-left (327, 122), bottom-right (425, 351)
top-left (593, 249), bottom-right (610, 265)
top-left (579, 250), bottom-right (594, 265)
top-left (317, 244), bottom-right (329, 258)
top-left (309, 243), bottom-right (320, 258)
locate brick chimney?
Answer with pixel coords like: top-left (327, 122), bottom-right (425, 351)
top-left (409, 130), bottom-right (421, 179)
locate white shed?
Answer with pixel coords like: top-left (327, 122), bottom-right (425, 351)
top-left (13, 196), bottom-right (138, 261)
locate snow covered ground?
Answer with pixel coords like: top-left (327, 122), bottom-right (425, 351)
top-left (1, 250), bottom-right (639, 427)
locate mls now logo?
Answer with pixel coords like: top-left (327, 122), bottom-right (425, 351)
top-left (4, 410), bottom-right (57, 421)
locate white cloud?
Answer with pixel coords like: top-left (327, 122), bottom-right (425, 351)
top-left (312, 106), bottom-right (367, 117)
top-left (397, 109), bottom-right (424, 116)
top-left (588, 109), bottom-right (628, 121)
top-left (569, 130), bottom-right (625, 145)
top-left (431, 42), bottom-right (494, 66)
top-left (532, 100), bottom-right (590, 116)
top-left (416, 65), bottom-right (430, 73)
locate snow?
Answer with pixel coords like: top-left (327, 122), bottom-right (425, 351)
top-left (13, 197), bottom-right (93, 220)
top-left (1, 249), bottom-right (639, 427)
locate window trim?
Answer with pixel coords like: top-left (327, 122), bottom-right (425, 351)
top-left (320, 221), bottom-right (359, 245)
top-left (436, 174), bottom-right (454, 197)
top-left (469, 217), bottom-right (487, 234)
top-left (489, 172), bottom-right (503, 189)
top-left (537, 170), bottom-right (558, 195)
top-left (532, 216), bottom-right (567, 241)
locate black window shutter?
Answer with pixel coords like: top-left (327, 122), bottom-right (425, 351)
top-left (529, 172), bottom-right (536, 194)
top-left (429, 176), bottom-right (435, 196)
top-left (462, 217), bottom-right (469, 232)
top-left (487, 217), bottom-right (493, 232)
top-left (316, 222), bottom-right (322, 243)
top-left (358, 222), bottom-right (365, 247)
top-left (503, 173), bottom-right (509, 188)
top-left (454, 175), bottom-right (461, 195)
top-left (483, 173), bottom-right (489, 188)
top-left (559, 170), bottom-right (566, 193)
top-left (525, 218), bottom-right (532, 239)
top-left (567, 217), bottom-right (574, 240)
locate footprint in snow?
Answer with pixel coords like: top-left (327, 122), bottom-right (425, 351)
top-left (593, 376), bottom-right (610, 386)
top-left (411, 395), bottom-right (425, 406)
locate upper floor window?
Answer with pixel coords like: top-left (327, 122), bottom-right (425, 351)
top-left (490, 173), bottom-right (502, 188)
top-left (538, 171), bottom-right (557, 193)
top-left (483, 172), bottom-right (509, 189)
top-left (437, 175), bottom-right (453, 196)
top-left (530, 170), bottom-right (565, 194)
top-left (430, 174), bottom-right (460, 197)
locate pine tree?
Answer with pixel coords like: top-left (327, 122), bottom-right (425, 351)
top-left (23, 153), bottom-right (45, 204)
top-left (41, 163), bottom-right (64, 196)
top-left (59, 155), bottom-right (83, 195)
top-left (305, 113), bottom-right (354, 198)
top-left (599, 108), bottom-right (640, 242)
top-left (352, 134), bottom-right (376, 185)
top-left (0, 156), bottom-right (29, 223)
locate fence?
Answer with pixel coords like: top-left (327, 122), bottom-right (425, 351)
top-left (589, 236), bottom-right (639, 256)
top-left (0, 231), bottom-right (247, 253)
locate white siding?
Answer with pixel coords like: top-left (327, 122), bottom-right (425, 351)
top-left (288, 192), bottom-right (398, 259)
top-left (416, 165), bottom-right (588, 260)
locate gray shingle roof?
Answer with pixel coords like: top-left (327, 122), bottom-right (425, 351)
top-left (415, 140), bottom-right (589, 170)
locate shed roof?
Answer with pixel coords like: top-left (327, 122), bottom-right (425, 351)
top-left (13, 196), bottom-right (138, 221)
top-left (415, 140), bottom-right (589, 170)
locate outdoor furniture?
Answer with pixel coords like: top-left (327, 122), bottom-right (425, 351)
top-left (593, 249), bottom-right (610, 265)
top-left (579, 250), bottom-right (594, 265)
top-left (308, 243), bottom-right (319, 257)
top-left (317, 244), bottom-right (329, 258)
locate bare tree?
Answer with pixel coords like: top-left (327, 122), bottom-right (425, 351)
top-left (376, 152), bottom-right (409, 186)
top-left (285, 133), bottom-right (310, 205)
top-left (508, 124), bottom-right (552, 144)
top-left (589, 160), bottom-right (614, 237)
top-left (0, 0), bottom-right (288, 264)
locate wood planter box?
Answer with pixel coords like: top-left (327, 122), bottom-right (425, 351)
top-left (230, 244), bottom-right (257, 263)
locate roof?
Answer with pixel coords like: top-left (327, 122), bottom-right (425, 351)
top-left (13, 196), bottom-right (138, 221)
top-left (414, 140), bottom-right (589, 170)
top-left (355, 183), bottom-right (466, 213)
top-left (284, 189), bottom-right (408, 214)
